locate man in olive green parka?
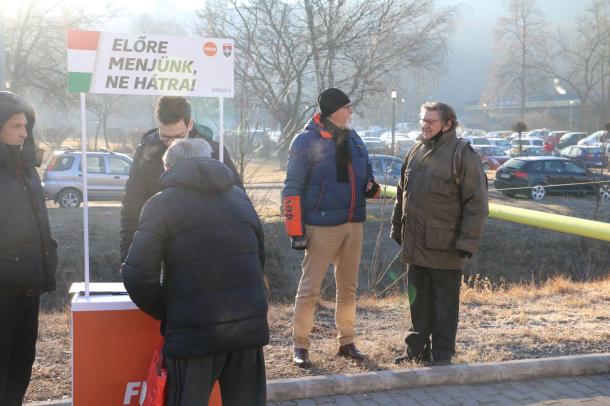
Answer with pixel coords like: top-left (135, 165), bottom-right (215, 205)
top-left (391, 101), bottom-right (488, 365)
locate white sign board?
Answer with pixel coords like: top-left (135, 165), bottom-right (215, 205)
top-left (68, 29), bottom-right (234, 97)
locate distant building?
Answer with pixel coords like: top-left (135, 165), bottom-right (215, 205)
top-left (462, 95), bottom-right (581, 131)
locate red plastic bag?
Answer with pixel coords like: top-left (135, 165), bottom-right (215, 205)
top-left (143, 338), bottom-right (167, 406)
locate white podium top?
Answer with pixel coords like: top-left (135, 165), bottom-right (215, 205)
top-left (70, 282), bottom-right (139, 312)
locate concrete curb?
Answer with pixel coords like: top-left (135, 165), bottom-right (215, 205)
top-left (25, 353), bottom-right (610, 405)
top-left (267, 353), bottom-right (610, 402)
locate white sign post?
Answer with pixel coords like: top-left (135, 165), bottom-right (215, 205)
top-left (67, 29), bottom-right (234, 296)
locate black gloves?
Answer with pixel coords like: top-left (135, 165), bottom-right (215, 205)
top-left (457, 249), bottom-right (472, 258)
top-left (291, 235), bottom-right (308, 250)
top-left (365, 180), bottom-right (380, 198)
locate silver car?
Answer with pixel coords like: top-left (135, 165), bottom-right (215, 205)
top-left (369, 154), bottom-right (403, 187)
top-left (42, 150), bottom-right (133, 208)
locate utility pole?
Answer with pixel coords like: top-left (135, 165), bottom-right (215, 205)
top-left (391, 90), bottom-right (397, 155)
top-left (0, 9), bottom-right (6, 90)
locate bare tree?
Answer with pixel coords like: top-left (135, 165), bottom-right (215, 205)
top-left (196, 0), bottom-right (313, 165)
top-left (485, 0), bottom-right (550, 119)
top-left (540, 0), bottom-right (610, 131)
top-left (87, 94), bottom-right (125, 150)
top-left (195, 0), bottom-right (455, 167)
top-left (4, 1), bottom-right (109, 105)
top-left (302, 0), bottom-right (455, 104)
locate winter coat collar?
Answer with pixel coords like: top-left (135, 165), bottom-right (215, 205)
top-left (418, 129), bottom-right (457, 148)
top-left (306, 113), bottom-right (334, 139)
top-left (160, 157), bottom-right (236, 193)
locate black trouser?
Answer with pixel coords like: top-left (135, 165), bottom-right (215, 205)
top-left (405, 265), bottom-right (462, 361)
top-left (166, 347), bottom-right (266, 406)
top-left (0, 295), bottom-right (40, 406)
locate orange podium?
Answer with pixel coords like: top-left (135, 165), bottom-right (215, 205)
top-left (71, 283), bottom-right (221, 405)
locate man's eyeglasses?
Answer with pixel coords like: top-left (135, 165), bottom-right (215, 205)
top-left (420, 119), bottom-right (442, 125)
top-left (158, 128), bottom-right (189, 143)
top-left (343, 104), bottom-right (353, 112)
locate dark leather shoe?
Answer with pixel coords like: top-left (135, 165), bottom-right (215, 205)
top-left (338, 343), bottom-right (365, 361)
top-left (293, 348), bottom-right (310, 368)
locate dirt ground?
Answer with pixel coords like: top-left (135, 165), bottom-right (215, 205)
top-left (26, 277), bottom-right (610, 402)
top-left (25, 163), bottom-right (610, 402)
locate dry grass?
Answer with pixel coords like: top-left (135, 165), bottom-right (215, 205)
top-left (243, 158), bottom-right (286, 184)
top-left (26, 276), bottom-right (610, 402)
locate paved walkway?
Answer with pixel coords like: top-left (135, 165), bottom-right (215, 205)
top-left (268, 374), bottom-right (610, 405)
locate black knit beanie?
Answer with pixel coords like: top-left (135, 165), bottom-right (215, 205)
top-left (318, 88), bottom-right (350, 118)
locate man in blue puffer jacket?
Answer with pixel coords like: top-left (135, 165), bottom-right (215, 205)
top-left (282, 88), bottom-right (379, 367)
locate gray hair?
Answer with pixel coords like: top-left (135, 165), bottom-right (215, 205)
top-left (163, 138), bottom-right (212, 168)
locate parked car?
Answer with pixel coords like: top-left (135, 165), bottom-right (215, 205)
top-left (42, 150), bottom-right (133, 208)
top-left (543, 131), bottom-right (569, 150)
top-left (557, 132), bottom-right (588, 150)
top-left (526, 128), bottom-right (551, 139)
top-left (379, 130), bottom-right (412, 142)
top-left (546, 131), bottom-right (568, 141)
top-left (485, 131), bottom-right (513, 139)
top-left (362, 136), bottom-right (386, 154)
top-left (494, 156), bottom-right (610, 201)
top-left (473, 146), bottom-right (510, 170)
top-left (369, 154), bottom-right (403, 186)
top-left (461, 136), bottom-right (491, 146)
top-left (461, 128), bottom-right (487, 137)
top-left (510, 137), bottom-right (544, 147)
top-left (385, 136), bottom-right (415, 156)
top-left (559, 145), bottom-right (606, 168)
top-left (487, 137), bottom-right (512, 154)
top-left (510, 145), bottom-right (544, 157)
top-left (577, 130), bottom-right (610, 146)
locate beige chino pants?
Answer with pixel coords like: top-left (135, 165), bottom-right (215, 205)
top-left (292, 222), bottom-right (363, 350)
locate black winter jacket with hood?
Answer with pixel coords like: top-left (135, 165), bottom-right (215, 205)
top-left (121, 157), bottom-right (268, 358)
top-left (0, 91), bottom-right (57, 296)
top-left (119, 124), bottom-right (243, 260)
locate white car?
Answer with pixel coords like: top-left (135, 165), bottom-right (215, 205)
top-left (461, 136), bottom-right (491, 146)
top-left (487, 137), bottom-right (512, 155)
top-left (577, 130), bottom-right (609, 146)
top-left (510, 137), bottom-right (544, 147)
top-left (379, 130), bottom-right (409, 142)
top-left (385, 136), bottom-right (415, 156)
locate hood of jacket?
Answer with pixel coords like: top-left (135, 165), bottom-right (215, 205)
top-left (159, 157), bottom-right (236, 193)
top-left (0, 91), bottom-right (39, 168)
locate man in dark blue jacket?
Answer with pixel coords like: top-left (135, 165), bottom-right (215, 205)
top-left (0, 92), bottom-right (57, 405)
top-left (282, 88), bottom-right (378, 367)
top-left (121, 138), bottom-right (268, 406)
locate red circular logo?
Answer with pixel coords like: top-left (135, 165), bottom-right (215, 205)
top-left (203, 42), bottom-right (217, 57)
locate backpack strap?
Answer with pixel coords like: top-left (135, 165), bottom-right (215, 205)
top-left (451, 139), bottom-right (470, 186)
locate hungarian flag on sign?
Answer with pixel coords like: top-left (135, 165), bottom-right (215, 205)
top-left (67, 30), bottom-right (100, 93)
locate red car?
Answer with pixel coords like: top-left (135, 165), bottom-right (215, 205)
top-left (473, 145), bottom-right (510, 170)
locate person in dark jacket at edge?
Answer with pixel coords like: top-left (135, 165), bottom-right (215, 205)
top-left (121, 138), bottom-right (268, 406)
top-left (282, 88), bottom-right (380, 368)
top-left (0, 91), bottom-right (57, 405)
top-left (120, 96), bottom-right (243, 261)
top-left (391, 101), bottom-right (488, 366)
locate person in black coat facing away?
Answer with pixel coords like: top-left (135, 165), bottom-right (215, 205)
top-left (0, 91), bottom-right (57, 405)
top-left (121, 138), bottom-right (268, 406)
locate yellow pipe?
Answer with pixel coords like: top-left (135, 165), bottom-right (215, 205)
top-left (488, 203), bottom-right (610, 242)
top-left (377, 186), bottom-right (610, 241)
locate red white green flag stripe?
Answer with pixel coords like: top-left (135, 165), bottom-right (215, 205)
top-left (67, 30), bottom-right (100, 93)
